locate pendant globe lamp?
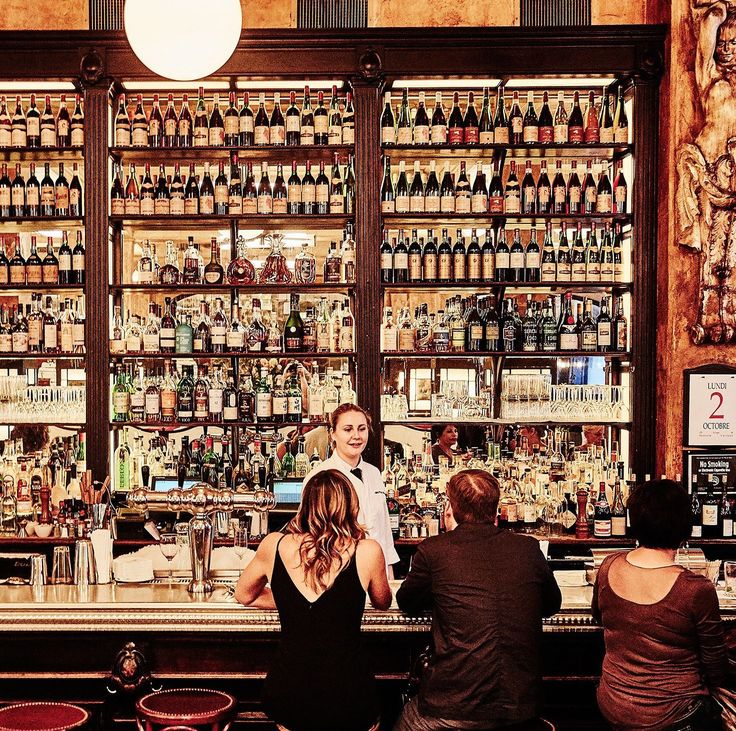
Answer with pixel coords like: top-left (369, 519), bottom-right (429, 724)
top-left (124, 0), bottom-right (242, 81)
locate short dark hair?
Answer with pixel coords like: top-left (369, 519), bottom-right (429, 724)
top-left (628, 479), bottom-right (692, 549)
top-left (446, 469), bottom-right (499, 524)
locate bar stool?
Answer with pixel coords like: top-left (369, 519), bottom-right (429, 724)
top-left (135, 688), bottom-right (236, 731)
top-left (0, 701), bottom-right (89, 730)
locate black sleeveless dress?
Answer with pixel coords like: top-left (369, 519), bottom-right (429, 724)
top-left (262, 536), bottom-right (379, 731)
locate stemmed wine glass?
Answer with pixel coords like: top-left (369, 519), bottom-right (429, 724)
top-left (159, 533), bottom-right (179, 586)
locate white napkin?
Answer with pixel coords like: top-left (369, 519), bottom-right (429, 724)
top-left (112, 552), bottom-right (154, 583)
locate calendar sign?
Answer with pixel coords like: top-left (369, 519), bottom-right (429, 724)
top-left (685, 367), bottom-right (736, 447)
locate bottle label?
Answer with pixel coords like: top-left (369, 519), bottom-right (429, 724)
top-left (438, 254), bottom-right (452, 280)
top-left (44, 324), bottom-right (58, 350)
top-left (568, 125), bottom-right (584, 143)
top-left (395, 194), bottom-right (409, 213)
top-left (553, 125), bottom-right (567, 143)
top-left (226, 330), bottom-right (245, 349)
top-left (505, 190), bottom-right (520, 214)
top-left (26, 265), bottom-right (42, 284)
top-left (381, 200), bottom-right (395, 213)
top-left (314, 114), bottom-right (328, 135)
top-left (615, 185), bottom-right (627, 208)
top-left (597, 193), bottom-right (612, 213)
top-left (600, 126), bottom-right (614, 144)
top-left (537, 126), bottom-right (553, 143)
top-left (587, 262), bottom-right (601, 280)
top-left (113, 391), bottom-right (130, 414)
top-left (398, 328), bottom-right (416, 351)
top-left (614, 127), bottom-right (628, 143)
top-left (271, 125), bottom-right (286, 145)
top-left (26, 187), bottom-right (39, 207)
top-left (482, 252), bottom-right (495, 280)
top-left (273, 394), bottom-right (288, 416)
top-left (467, 253), bottom-right (481, 280)
top-left (471, 193), bottom-right (488, 213)
top-left (431, 125), bottom-right (447, 144)
top-left (594, 519), bottom-right (612, 537)
top-left (448, 127), bottom-right (464, 144)
top-left (0, 128), bottom-right (11, 147)
top-left (381, 327), bottom-right (398, 352)
top-left (615, 323), bottom-right (627, 351)
top-left (408, 254), bottom-right (422, 280)
top-left (510, 252), bottom-right (525, 269)
top-left (559, 332), bottom-right (578, 350)
top-left (557, 262), bottom-right (572, 279)
top-left (414, 125), bottom-right (429, 144)
top-left (0, 333), bottom-right (11, 352)
top-left (523, 126), bottom-right (539, 143)
top-left (300, 124), bottom-right (314, 144)
top-left (143, 332), bottom-right (159, 351)
top-left (409, 195), bottom-right (425, 213)
top-left (572, 262), bottom-right (586, 280)
top-left (541, 263), bottom-right (557, 281)
top-left (584, 127), bottom-right (600, 144)
top-left (140, 196), bottom-right (154, 215)
top-left (145, 392), bottom-right (160, 417)
top-left (495, 251), bottom-right (510, 269)
top-left (55, 187), bottom-right (69, 211)
top-left (511, 117), bottom-right (523, 135)
top-left (111, 198), bottom-right (125, 215)
top-left (423, 254), bottom-right (437, 280)
top-left (470, 323), bottom-right (484, 342)
top-left (494, 127), bottom-right (509, 144)
top-left (597, 322), bottom-right (612, 347)
top-left (211, 326), bottom-right (227, 345)
top-left (703, 504), bottom-right (718, 527)
top-left (724, 518), bottom-right (734, 538)
top-left (397, 127), bottom-right (412, 145)
top-left (161, 390), bottom-right (176, 417)
top-left (582, 331), bottom-right (597, 350)
top-left (274, 197), bottom-right (288, 214)
top-left (381, 127), bottom-right (396, 145)
top-left (455, 192), bottom-right (471, 214)
top-left (489, 196), bottom-right (504, 214)
top-left (256, 393), bottom-right (272, 418)
top-left (611, 516), bottom-right (626, 536)
top-left (464, 128), bottom-right (479, 144)
top-left (257, 193), bottom-right (273, 214)
top-left (526, 252), bottom-right (540, 270)
top-left (440, 194), bottom-right (455, 213)
top-left (12, 332), bottom-right (28, 353)
top-left (126, 333), bottom-right (142, 352)
top-left (393, 252), bottom-right (408, 272)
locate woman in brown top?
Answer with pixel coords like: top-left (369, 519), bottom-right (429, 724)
top-left (593, 479), bottom-right (729, 730)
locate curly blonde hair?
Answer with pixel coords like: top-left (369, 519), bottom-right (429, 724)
top-left (286, 469), bottom-right (366, 592)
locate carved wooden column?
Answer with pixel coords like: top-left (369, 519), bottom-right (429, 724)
top-left (80, 51), bottom-right (111, 481)
top-left (631, 50), bottom-right (664, 479)
top-left (352, 50), bottom-right (384, 466)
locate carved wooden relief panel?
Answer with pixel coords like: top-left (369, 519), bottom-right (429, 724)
top-left (677, 1), bottom-right (736, 344)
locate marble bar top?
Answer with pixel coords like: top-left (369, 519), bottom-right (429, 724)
top-left (0, 579), bottom-right (731, 633)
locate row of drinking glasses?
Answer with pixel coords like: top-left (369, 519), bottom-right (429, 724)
top-left (0, 379), bottom-right (86, 423)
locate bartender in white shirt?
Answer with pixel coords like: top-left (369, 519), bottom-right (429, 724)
top-left (303, 403), bottom-right (400, 574)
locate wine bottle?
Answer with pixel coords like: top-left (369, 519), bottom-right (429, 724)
top-left (163, 93), bottom-right (178, 147)
top-left (582, 159), bottom-right (597, 214)
top-left (552, 160), bottom-right (567, 215)
top-left (448, 92), bottom-right (464, 144)
top-left (26, 163), bottom-right (40, 217)
top-left (522, 91), bottom-right (539, 143)
top-left (525, 227), bottom-right (541, 282)
top-left (425, 160), bottom-right (440, 212)
top-left (154, 165), bottom-right (171, 214)
top-left (286, 91), bottom-right (301, 145)
top-left (381, 91), bottom-right (395, 145)
top-left (508, 91), bottom-right (524, 144)
top-left (207, 93), bottom-right (224, 146)
top-left (393, 234), bottom-right (408, 283)
top-left (423, 229), bottom-right (438, 282)
top-left (257, 162), bottom-right (273, 214)
top-left (540, 223), bottom-right (556, 282)
top-left (314, 91), bottom-right (328, 145)
top-left (504, 161), bottom-right (520, 214)
top-left (495, 227), bottom-right (510, 281)
top-left (536, 160), bottom-right (551, 214)
top-left (193, 88), bottom-right (209, 147)
top-left (11, 96), bottom-right (26, 148)
top-left (509, 228), bottom-right (525, 283)
top-left (40, 95), bottom-right (55, 147)
top-left (178, 93), bottom-right (193, 147)
top-left (613, 161), bottom-right (628, 214)
top-left (463, 91), bottom-right (479, 144)
top-left (439, 162), bottom-right (455, 213)
top-left (380, 232), bottom-right (393, 283)
top-left (414, 92), bottom-right (430, 144)
top-left (148, 93), bottom-right (163, 147)
top-left (583, 91), bottom-right (600, 144)
top-left (131, 94), bottom-right (148, 147)
top-left (408, 229), bottom-right (422, 282)
top-left (558, 292), bottom-right (577, 351)
top-left (553, 91), bottom-right (568, 143)
top-left (270, 92), bottom-right (285, 145)
top-left (520, 160), bottom-right (536, 214)
top-left (538, 91), bottom-right (553, 143)
top-left (224, 92), bottom-right (240, 146)
top-left (452, 228), bottom-right (467, 282)
top-left (409, 161), bottom-right (425, 213)
top-left (26, 94), bottom-right (40, 147)
top-left (613, 86), bottom-right (629, 143)
top-left (481, 228), bottom-right (495, 282)
top-left (454, 160), bottom-right (471, 214)
top-left (396, 88), bottom-right (412, 145)
top-left (214, 161), bottom-right (229, 214)
top-left (567, 160), bottom-right (582, 214)
top-left (10, 163), bottom-right (25, 217)
top-left (599, 87), bottom-right (615, 144)
top-left (395, 160), bottom-right (409, 213)
top-left (431, 92), bottom-right (447, 144)
top-left (479, 87), bottom-right (494, 144)
top-left (254, 93), bottom-right (270, 146)
top-left (239, 92), bottom-right (254, 146)
top-left (567, 91), bottom-right (584, 143)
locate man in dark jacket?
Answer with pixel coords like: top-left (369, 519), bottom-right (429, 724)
top-left (395, 469), bottom-right (562, 731)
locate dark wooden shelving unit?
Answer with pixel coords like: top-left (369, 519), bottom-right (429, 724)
top-left (110, 143), bottom-right (353, 163)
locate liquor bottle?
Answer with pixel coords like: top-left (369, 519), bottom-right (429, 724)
top-left (702, 478), bottom-right (720, 538)
top-left (409, 161), bottom-right (425, 213)
top-left (413, 92), bottom-right (430, 144)
top-left (567, 91), bottom-right (584, 143)
top-left (214, 161), bottom-right (229, 214)
top-left (481, 228), bottom-right (495, 282)
top-left (55, 162), bottom-right (70, 216)
top-left (182, 236), bottom-right (202, 284)
top-left (501, 297), bottom-right (521, 352)
top-left (40, 95), bottom-right (55, 147)
top-left (148, 94), bottom-right (163, 147)
top-left (521, 160), bottom-right (536, 214)
top-left (721, 484), bottom-right (733, 538)
top-left (553, 91), bottom-right (568, 143)
top-left (586, 223), bottom-right (601, 282)
top-left (154, 164), bottom-right (170, 214)
top-left (204, 237), bottom-right (224, 284)
top-left (314, 91), bottom-right (329, 145)
top-left (159, 297), bottom-right (176, 353)
top-left (69, 231), bottom-right (84, 285)
top-left (594, 482), bottom-right (612, 537)
top-left (26, 94), bottom-right (40, 147)
top-left (478, 87), bottom-right (494, 143)
top-left (439, 162), bottom-right (455, 212)
top-left (283, 293), bottom-right (305, 352)
top-left (612, 297), bottom-right (628, 352)
top-left (193, 88), bottom-right (209, 147)
top-left (464, 91), bottom-right (479, 144)
top-left (611, 479), bottom-right (627, 536)
top-left (139, 163), bottom-right (155, 215)
top-left (431, 92), bottom-right (447, 144)
top-left (525, 227), bottom-right (541, 282)
top-left (448, 92), bottom-right (464, 144)
top-left (339, 299), bottom-right (355, 352)
top-left (509, 228), bottom-right (525, 283)
top-left (177, 365), bottom-right (195, 423)
top-left (521, 295), bottom-right (538, 352)
top-left (57, 231), bottom-right (72, 284)
top-left (455, 161), bottom-right (471, 214)
top-left (613, 161), bottom-right (628, 214)
top-left (199, 162), bottom-right (215, 214)
top-left (580, 299), bottom-right (597, 352)
top-left (125, 163), bottom-right (142, 213)
top-left (504, 161), bottom-right (520, 214)
top-left (467, 230), bottom-right (482, 282)
top-left (523, 91), bottom-right (539, 143)
top-left (0, 97), bottom-right (10, 148)
top-left (175, 312), bottom-right (193, 354)
top-left (596, 296), bottom-right (612, 352)
top-left (508, 91), bottom-right (524, 144)
top-left (613, 86), bottom-right (629, 143)
top-left (691, 475), bottom-right (703, 538)
top-left (599, 88), bottom-right (615, 143)
top-left (394, 160), bottom-right (409, 213)
top-left (393, 235), bottom-right (409, 284)
top-left (538, 91), bottom-right (554, 143)
top-left (42, 236), bottom-right (59, 284)
top-left (131, 94), bottom-right (148, 147)
top-left (408, 229), bottom-right (423, 282)
top-left (40, 162), bottom-right (55, 216)
top-left (10, 163), bottom-right (25, 217)
top-left (495, 227), bottom-right (510, 282)
top-left (11, 96), bottom-right (27, 148)
top-left (567, 160), bottom-right (582, 214)
top-left (26, 163), bottom-right (40, 216)
top-left (584, 91), bottom-right (600, 144)
top-left (558, 292), bottom-right (577, 351)
top-left (112, 365), bottom-right (131, 422)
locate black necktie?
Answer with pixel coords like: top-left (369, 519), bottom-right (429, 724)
top-left (350, 467), bottom-right (363, 482)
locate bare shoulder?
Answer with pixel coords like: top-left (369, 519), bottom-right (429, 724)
top-left (356, 538), bottom-right (385, 562)
top-left (256, 531), bottom-right (284, 557)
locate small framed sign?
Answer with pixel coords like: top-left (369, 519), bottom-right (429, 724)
top-left (684, 364), bottom-right (736, 448)
top-left (686, 452), bottom-right (736, 493)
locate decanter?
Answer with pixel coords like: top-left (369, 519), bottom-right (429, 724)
top-left (226, 235), bottom-right (256, 285)
top-left (259, 233), bottom-right (293, 284)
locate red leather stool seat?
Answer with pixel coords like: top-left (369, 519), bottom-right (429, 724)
top-left (0, 702), bottom-right (89, 731)
top-left (136, 688), bottom-right (236, 730)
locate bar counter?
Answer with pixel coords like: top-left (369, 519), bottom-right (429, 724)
top-left (0, 578), bottom-right (731, 728)
top-left (1, 579), bottom-right (734, 632)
